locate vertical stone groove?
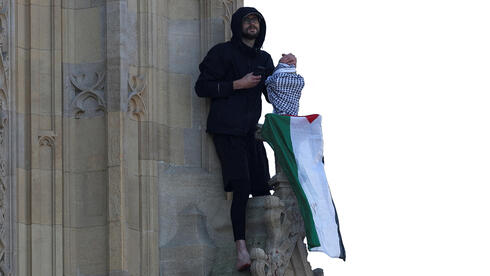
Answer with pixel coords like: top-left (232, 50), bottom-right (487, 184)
top-left (0, 0), bottom-right (12, 274)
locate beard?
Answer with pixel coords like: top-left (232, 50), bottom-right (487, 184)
top-left (242, 27), bottom-right (259, 39)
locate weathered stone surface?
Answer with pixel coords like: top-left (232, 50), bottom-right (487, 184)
top-left (161, 205), bottom-right (216, 276)
top-left (12, 1), bottom-right (316, 275)
top-left (62, 7), bottom-right (106, 63)
top-left (168, 19), bottom-right (201, 74)
top-left (249, 166), bottom-right (315, 276)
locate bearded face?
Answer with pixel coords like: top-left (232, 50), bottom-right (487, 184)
top-left (241, 15), bottom-right (260, 39)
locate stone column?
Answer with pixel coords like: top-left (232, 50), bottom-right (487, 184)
top-left (16, 0), bottom-right (64, 274)
top-left (106, 0), bottom-right (161, 275)
top-left (0, 0), bottom-right (14, 275)
top-left (61, 0), bottom-right (108, 275)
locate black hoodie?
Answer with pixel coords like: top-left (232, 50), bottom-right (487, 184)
top-left (195, 7), bottom-right (274, 136)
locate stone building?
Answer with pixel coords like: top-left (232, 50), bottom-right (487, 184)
top-left (1, 0), bottom-right (318, 275)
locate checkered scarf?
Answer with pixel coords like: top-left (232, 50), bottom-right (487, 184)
top-left (265, 63), bottom-right (305, 116)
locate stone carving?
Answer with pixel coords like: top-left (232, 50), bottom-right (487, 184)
top-left (0, 6), bottom-right (9, 67)
top-left (39, 135), bottom-right (55, 147)
top-left (0, 0), bottom-right (9, 273)
top-left (127, 74), bottom-right (146, 120)
top-left (251, 129), bottom-right (316, 276)
top-left (69, 72), bottom-right (106, 118)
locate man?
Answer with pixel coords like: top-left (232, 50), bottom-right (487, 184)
top-left (195, 7), bottom-right (296, 271)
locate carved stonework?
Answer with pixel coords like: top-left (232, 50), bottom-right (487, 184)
top-left (38, 135), bottom-right (55, 147)
top-left (251, 128), bottom-right (316, 276)
top-left (127, 74), bottom-right (146, 121)
top-left (250, 180), bottom-right (311, 276)
top-left (0, 0), bottom-right (10, 273)
top-left (0, 2), bottom-right (9, 70)
top-left (69, 72), bottom-right (106, 118)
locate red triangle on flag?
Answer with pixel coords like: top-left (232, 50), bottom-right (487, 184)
top-left (285, 114), bottom-right (320, 123)
top-left (305, 114), bottom-right (319, 123)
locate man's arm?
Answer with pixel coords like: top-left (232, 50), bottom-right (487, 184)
top-left (262, 54), bottom-right (275, 103)
top-left (195, 45), bottom-right (234, 98)
top-left (195, 45), bottom-right (262, 98)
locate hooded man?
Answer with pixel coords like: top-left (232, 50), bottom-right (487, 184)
top-left (195, 7), bottom-right (296, 271)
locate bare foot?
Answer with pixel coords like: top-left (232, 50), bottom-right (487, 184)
top-left (235, 240), bottom-right (251, 271)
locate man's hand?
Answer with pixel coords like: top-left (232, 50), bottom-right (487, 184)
top-left (233, 72), bottom-right (261, 90)
top-left (279, 53), bottom-right (297, 66)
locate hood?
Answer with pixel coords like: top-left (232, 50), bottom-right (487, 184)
top-left (231, 7), bottom-right (266, 52)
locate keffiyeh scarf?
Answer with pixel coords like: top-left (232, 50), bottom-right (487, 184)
top-left (265, 63), bottom-right (305, 116)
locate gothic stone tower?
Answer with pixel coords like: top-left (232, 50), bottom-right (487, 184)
top-left (3, 0), bottom-right (317, 275)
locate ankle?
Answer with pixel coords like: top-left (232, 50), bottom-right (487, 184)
top-left (235, 239), bottom-right (248, 252)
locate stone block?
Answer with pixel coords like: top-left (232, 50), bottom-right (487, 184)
top-left (66, 116), bottom-right (107, 172)
top-left (210, 18), bottom-right (226, 47)
top-left (168, 73), bottom-right (191, 128)
top-left (168, 0), bottom-right (199, 20)
top-left (125, 118), bottom-right (139, 172)
top-left (65, 170), bottom-right (107, 227)
top-left (168, 19), bottom-right (200, 74)
top-left (108, 219), bottom-right (124, 269)
top-left (156, 70), bottom-right (169, 126)
top-left (31, 168), bottom-right (54, 225)
top-left (54, 169), bottom-right (64, 224)
top-left (139, 159), bottom-right (158, 177)
top-left (183, 127), bottom-right (201, 167)
top-left (17, 223), bottom-right (29, 276)
top-left (127, 228), bottom-right (141, 276)
top-left (31, 224), bottom-right (54, 276)
top-left (142, 230), bottom-right (160, 276)
top-left (17, 168), bottom-right (28, 224)
top-left (16, 4), bottom-right (28, 49)
top-left (126, 11), bottom-right (139, 65)
top-left (157, 16), bottom-right (169, 70)
top-left (126, 172), bottom-right (140, 228)
top-left (168, 126), bottom-right (185, 165)
top-left (40, 6), bottom-right (54, 47)
top-left (39, 75), bottom-right (53, 117)
top-left (16, 113), bottom-right (27, 169)
top-left (158, 165), bottom-right (224, 246)
top-left (137, 121), bottom-right (151, 160)
top-left (127, 0), bottom-right (138, 13)
top-left (72, 225), bottom-right (108, 275)
top-left (16, 48), bottom-right (29, 114)
top-left (30, 5), bottom-right (53, 50)
top-left (62, 0), bottom-right (104, 9)
top-left (160, 205), bottom-right (216, 276)
top-left (157, 123), bottom-right (170, 162)
top-left (62, 7), bottom-right (105, 63)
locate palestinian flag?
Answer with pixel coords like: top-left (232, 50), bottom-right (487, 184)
top-left (261, 113), bottom-right (345, 260)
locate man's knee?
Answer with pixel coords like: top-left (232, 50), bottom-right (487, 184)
top-left (230, 179), bottom-right (251, 196)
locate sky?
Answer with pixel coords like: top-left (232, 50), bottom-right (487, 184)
top-left (245, 1), bottom-right (490, 275)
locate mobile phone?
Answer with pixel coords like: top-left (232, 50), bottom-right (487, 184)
top-left (253, 65), bottom-right (266, 76)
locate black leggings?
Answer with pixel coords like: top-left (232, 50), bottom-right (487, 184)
top-left (212, 133), bottom-right (271, 241)
top-left (230, 179), bottom-right (270, 241)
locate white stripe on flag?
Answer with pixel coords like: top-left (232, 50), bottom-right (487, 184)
top-left (289, 115), bottom-right (342, 257)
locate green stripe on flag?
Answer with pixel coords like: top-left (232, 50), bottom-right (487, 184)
top-left (261, 113), bottom-right (320, 249)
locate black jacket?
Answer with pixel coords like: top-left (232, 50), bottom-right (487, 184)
top-left (195, 7), bottom-right (274, 136)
